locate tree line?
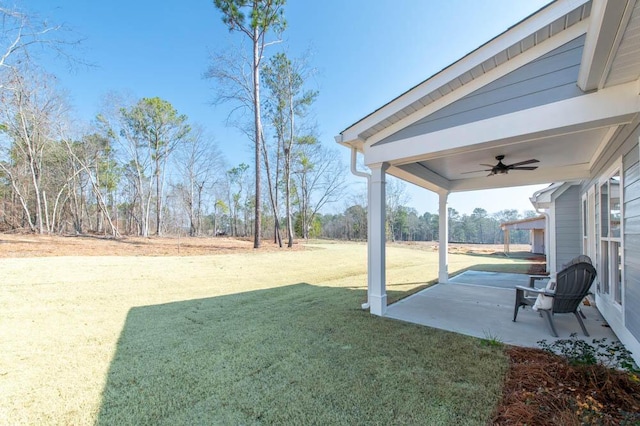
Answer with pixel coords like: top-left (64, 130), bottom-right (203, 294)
top-left (0, 2), bottom-right (346, 244)
top-left (317, 199), bottom-right (537, 245)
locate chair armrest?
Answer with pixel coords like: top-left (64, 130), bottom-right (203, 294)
top-left (515, 285), bottom-right (554, 297)
top-left (528, 275), bottom-right (549, 288)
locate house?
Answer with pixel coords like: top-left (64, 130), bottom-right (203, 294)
top-left (500, 215), bottom-right (546, 255)
top-left (335, 0), bottom-right (640, 363)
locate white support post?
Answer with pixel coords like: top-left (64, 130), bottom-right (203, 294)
top-left (438, 192), bottom-right (449, 283)
top-left (369, 162), bottom-right (389, 316)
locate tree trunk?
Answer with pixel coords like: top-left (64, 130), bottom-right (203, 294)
top-left (253, 23), bottom-right (262, 248)
top-left (286, 92), bottom-right (295, 247)
top-left (155, 159), bottom-right (161, 236)
top-left (260, 130), bottom-right (282, 248)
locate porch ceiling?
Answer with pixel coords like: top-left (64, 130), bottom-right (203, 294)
top-left (392, 126), bottom-right (612, 193)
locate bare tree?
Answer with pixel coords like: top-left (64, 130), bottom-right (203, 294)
top-left (386, 177), bottom-right (410, 242)
top-left (209, 0), bottom-right (286, 248)
top-left (292, 139), bottom-right (346, 239)
top-left (0, 5), bottom-right (82, 89)
top-left (60, 132), bottom-right (120, 237)
top-left (226, 163), bottom-right (250, 236)
top-left (119, 97), bottom-right (190, 236)
top-left (172, 124), bottom-right (225, 236)
top-left (0, 69), bottom-right (68, 233)
top-left (206, 47), bottom-right (282, 245)
top-left (262, 51), bottom-right (317, 247)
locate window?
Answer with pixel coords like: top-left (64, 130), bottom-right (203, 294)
top-left (599, 168), bottom-right (623, 305)
top-left (582, 196), bottom-right (588, 255)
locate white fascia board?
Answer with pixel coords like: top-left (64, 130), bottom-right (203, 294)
top-left (531, 182), bottom-right (565, 203)
top-left (578, 0), bottom-right (636, 91)
top-left (340, 0), bottom-right (590, 145)
top-left (531, 200), bottom-right (552, 209)
top-left (335, 135), bottom-right (364, 151)
top-left (448, 164), bottom-right (590, 192)
top-left (364, 80), bottom-right (639, 166)
top-left (363, 20), bottom-right (590, 148)
top-left (388, 166), bottom-right (449, 194)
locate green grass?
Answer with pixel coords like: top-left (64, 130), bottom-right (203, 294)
top-left (0, 242), bottom-right (531, 425)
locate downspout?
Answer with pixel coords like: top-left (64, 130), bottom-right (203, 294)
top-left (350, 146), bottom-right (370, 181)
top-left (530, 187), bottom-right (551, 274)
top-left (350, 146), bottom-right (372, 310)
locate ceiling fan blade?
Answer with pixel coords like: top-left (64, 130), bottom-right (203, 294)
top-left (461, 169), bottom-right (491, 174)
top-left (508, 159), bottom-right (540, 167)
top-left (511, 166), bottom-right (538, 171)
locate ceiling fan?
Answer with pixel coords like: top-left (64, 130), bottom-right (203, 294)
top-left (463, 155), bottom-right (540, 176)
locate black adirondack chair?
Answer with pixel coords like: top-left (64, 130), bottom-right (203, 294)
top-left (513, 261), bottom-right (597, 337)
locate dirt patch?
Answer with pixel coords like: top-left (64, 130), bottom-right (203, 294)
top-left (395, 241), bottom-right (538, 256)
top-left (0, 233), bottom-right (304, 257)
top-left (493, 347), bottom-right (640, 425)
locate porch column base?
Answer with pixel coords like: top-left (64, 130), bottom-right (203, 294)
top-left (369, 294), bottom-right (387, 316)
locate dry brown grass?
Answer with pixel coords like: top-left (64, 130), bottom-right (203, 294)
top-left (0, 233), bottom-right (300, 257)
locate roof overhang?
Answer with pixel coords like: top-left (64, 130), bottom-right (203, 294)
top-left (529, 181), bottom-right (580, 209)
top-left (337, 0), bottom-right (640, 195)
top-left (578, 0), bottom-right (639, 91)
top-left (337, 0), bottom-right (593, 149)
top-left (501, 216), bottom-right (546, 230)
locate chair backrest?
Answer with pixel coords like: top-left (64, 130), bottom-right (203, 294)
top-left (552, 262), bottom-right (597, 314)
top-left (562, 254), bottom-right (593, 269)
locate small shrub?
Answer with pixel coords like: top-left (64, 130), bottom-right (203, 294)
top-left (481, 330), bottom-right (503, 348)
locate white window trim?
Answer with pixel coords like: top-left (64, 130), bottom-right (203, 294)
top-left (598, 159), bottom-right (624, 310)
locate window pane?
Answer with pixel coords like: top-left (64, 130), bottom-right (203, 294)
top-left (600, 183), bottom-right (609, 238)
top-left (601, 241), bottom-right (609, 294)
top-left (610, 173), bottom-right (621, 238)
top-left (613, 241), bottom-right (622, 303)
top-left (582, 198), bottom-right (588, 237)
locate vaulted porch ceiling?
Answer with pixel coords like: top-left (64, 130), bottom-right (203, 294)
top-left (393, 126), bottom-right (613, 192)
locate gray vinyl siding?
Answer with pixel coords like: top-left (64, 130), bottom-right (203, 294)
top-left (623, 130), bottom-right (640, 342)
top-left (583, 117), bottom-right (640, 342)
top-left (554, 185), bottom-right (582, 268)
top-left (375, 35), bottom-right (586, 146)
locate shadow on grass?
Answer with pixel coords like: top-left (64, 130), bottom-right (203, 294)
top-left (97, 283), bottom-right (507, 425)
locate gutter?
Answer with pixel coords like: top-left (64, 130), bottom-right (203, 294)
top-left (350, 146), bottom-right (370, 181)
top-left (533, 203), bottom-right (551, 274)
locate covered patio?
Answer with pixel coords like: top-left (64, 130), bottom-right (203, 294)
top-left (336, 0), bottom-right (639, 343)
top-left (387, 270), bottom-right (618, 347)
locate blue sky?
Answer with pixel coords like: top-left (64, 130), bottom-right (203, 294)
top-left (26, 0), bottom-right (553, 216)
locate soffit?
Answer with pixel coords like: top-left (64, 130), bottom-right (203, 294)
top-left (604, 0), bottom-right (640, 87)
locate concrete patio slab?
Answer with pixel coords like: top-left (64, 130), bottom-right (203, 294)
top-left (386, 271), bottom-right (618, 348)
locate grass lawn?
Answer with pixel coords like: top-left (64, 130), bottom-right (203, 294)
top-left (0, 241), bottom-right (533, 425)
